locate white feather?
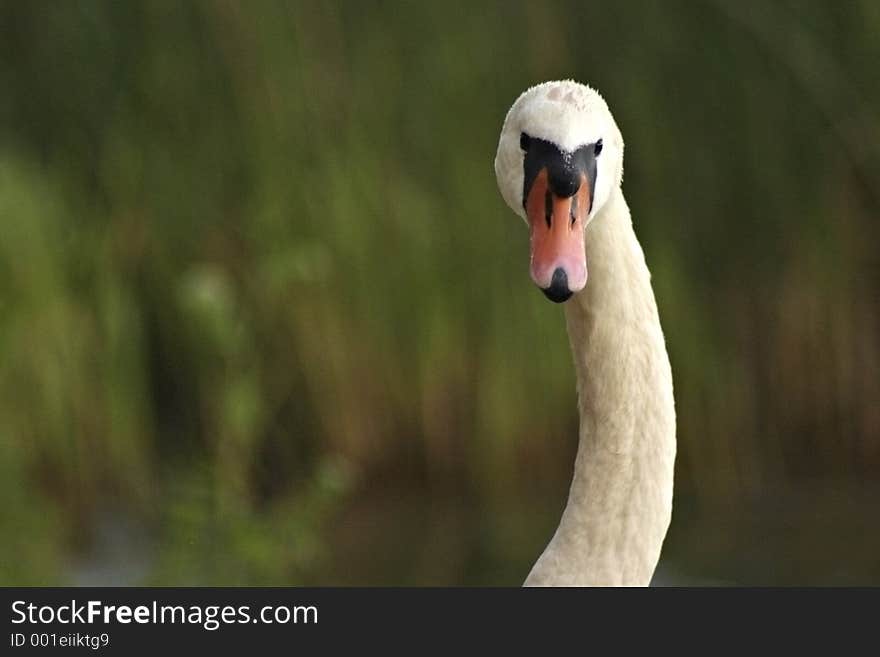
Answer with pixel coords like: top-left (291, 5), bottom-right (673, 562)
top-left (494, 81), bottom-right (676, 586)
top-left (494, 80), bottom-right (624, 223)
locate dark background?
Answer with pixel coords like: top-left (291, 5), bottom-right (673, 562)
top-left (1, 1), bottom-right (878, 585)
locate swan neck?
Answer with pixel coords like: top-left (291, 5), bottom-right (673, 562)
top-left (524, 189), bottom-right (676, 586)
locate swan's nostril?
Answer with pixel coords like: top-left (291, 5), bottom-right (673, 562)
top-left (542, 268), bottom-right (572, 303)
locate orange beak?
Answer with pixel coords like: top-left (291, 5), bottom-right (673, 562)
top-left (525, 169), bottom-right (589, 302)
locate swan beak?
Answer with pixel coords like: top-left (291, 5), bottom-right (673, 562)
top-left (525, 170), bottom-right (589, 303)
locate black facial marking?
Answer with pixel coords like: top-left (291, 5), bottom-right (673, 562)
top-left (521, 134), bottom-right (599, 213)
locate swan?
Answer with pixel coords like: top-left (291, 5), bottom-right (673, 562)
top-left (494, 80), bottom-right (676, 586)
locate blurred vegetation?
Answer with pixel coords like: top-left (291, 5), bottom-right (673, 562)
top-left (0, 0), bottom-right (878, 585)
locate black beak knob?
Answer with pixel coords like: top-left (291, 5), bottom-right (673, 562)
top-left (542, 267), bottom-right (573, 303)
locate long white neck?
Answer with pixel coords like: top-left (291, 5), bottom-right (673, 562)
top-left (524, 188), bottom-right (676, 586)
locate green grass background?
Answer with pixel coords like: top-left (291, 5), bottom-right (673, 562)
top-left (1, 1), bottom-right (878, 584)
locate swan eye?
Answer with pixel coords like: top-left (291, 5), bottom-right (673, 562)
top-left (520, 132), bottom-right (531, 152)
top-left (594, 139), bottom-right (603, 156)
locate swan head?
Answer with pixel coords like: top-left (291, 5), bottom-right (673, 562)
top-left (494, 80), bottom-right (624, 302)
